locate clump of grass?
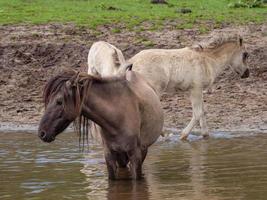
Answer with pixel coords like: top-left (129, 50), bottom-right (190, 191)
top-left (134, 36), bottom-right (154, 47)
top-left (142, 40), bottom-right (155, 47)
top-left (111, 28), bottom-right (121, 33)
top-left (97, 3), bottom-right (122, 11)
top-left (199, 26), bottom-right (209, 34)
top-left (228, 0), bottom-right (265, 8)
top-left (176, 23), bottom-right (194, 30)
top-left (0, 0), bottom-right (266, 31)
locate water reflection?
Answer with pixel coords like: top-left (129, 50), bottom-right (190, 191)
top-left (107, 179), bottom-right (150, 200)
top-left (81, 153), bottom-right (151, 200)
top-left (143, 140), bottom-right (216, 200)
top-left (1, 131), bottom-right (267, 200)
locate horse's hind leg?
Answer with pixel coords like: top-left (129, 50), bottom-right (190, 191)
top-left (200, 113), bottom-right (209, 138)
top-left (196, 89), bottom-right (209, 138)
top-left (180, 88), bottom-right (206, 140)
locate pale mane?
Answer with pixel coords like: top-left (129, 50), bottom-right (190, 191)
top-left (191, 33), bottom-right (242, 52)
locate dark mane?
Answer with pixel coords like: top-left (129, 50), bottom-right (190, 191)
top-left (190, 33), bottom-right (242, 52)
top-left (44, 69), bottom-right (127, 105)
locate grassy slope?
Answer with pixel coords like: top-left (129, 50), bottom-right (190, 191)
top-left (0, 0), bottom-right (266, 30)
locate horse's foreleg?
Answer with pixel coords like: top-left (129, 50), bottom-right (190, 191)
top-left (180, 116), bottom-right (197, 140)
top-left (128, 148), bottom-right (142, 180)
top-left (116, 152), bottom-right (129, 168)
top-left (104, 150), bottom-right (117, 180)
top-left (180, 88), bottom-right (204, 140)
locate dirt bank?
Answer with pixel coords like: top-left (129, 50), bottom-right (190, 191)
top-left (0, 23), bottom-right (266, 132)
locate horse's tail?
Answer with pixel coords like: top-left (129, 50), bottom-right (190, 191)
top-left (117, 62), bottom-right (133, 74)
top-left (125, 63), bottom-right (133, 71)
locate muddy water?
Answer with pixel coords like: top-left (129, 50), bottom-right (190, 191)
top-left (0, 131), bottom-right (267, 200)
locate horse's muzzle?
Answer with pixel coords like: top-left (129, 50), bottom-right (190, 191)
top-left (38, 130), bottom-right (55, 143)
top-left (241, 69), bottom-right (249, 79)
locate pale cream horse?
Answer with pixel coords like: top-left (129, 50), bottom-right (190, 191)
top-left (87, 41), bottom-right (126, 76)
top-left (128, 33), bottom-right (249, 140)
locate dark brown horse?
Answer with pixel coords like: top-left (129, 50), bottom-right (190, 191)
top-left (38, 68), bottom-right (163, 180)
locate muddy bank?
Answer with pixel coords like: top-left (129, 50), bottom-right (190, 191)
top-left (0, 23), bottom-right (266, 132)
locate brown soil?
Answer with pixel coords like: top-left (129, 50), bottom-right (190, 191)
top-left (0, 23), bottom-right (266, 132)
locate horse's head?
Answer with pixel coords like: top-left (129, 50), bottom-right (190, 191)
top-left (229, 37), bottom-right (249, 79)
top-left (38, 70), bottom-right (84, 143)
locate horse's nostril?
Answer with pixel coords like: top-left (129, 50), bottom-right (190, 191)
top-left (241, 69), bottom-right (249, 79)
top-left (39, 131), bottom-right (46, 139)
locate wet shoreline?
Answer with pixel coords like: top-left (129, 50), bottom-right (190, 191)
top-left (0, 122), bottom-right (73, 133)
top-left (1, 122), bottom-right (266, 136)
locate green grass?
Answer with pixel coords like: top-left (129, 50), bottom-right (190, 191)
top-left (0, 0), bottom-right (266, 30)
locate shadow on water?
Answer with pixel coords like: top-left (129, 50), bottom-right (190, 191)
top-left (0, 130), bottom-right (267, 200)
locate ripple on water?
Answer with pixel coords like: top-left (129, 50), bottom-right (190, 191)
top-left (0, 131), bottom-right (267, 200)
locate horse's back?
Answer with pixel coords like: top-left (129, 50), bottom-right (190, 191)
top-left (126, 71), bottom-right (164, 147)
top-left (130, 48), bottom-right (189, 59)
top-left (129, 49), bottom-right (180, 94)
top-left (129, 47), bottom-right (204, 93)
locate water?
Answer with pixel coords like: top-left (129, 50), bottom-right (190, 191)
top-left (1, 131), bottom-right (267, 200)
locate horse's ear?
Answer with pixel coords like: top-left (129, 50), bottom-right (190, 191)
top-left (125, 63), bottom-right (133, 71)
top-left (117, 63), bottom-right (132, 74)
top-left (66, 72), bottom-right (80, 87)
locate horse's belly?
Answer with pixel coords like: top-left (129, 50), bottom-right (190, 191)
top-left (140, 129), bottom-right (161, 148)
top-left (166, 77), bottom-right (192, 93)
top-left (140, 107), bottom-right (164, 147)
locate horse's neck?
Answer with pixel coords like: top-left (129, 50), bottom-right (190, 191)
top-left (81, 81), bottom-right (128, 136)
top-left (207, 43), bottom-right (237, 78)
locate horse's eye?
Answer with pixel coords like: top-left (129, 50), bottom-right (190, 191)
top-left (56, 100), bottom-right (63, 106)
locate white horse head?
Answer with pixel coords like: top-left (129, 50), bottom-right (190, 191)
top-left (195, 33), bottom-right (250, 79)
top-left (228, 37), bottom-right (249, 78)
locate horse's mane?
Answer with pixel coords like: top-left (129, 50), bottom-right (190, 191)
top-left (44, 69), bottom-right (126, 105)
top-left (43, 68), bottom-right (127, 150)
top-left (191, 33), bottom-right (242, 52)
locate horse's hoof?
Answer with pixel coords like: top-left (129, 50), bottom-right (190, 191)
top-left (180, 134), bottom-right (188, 140)
top-left (202, 134), bottom-right (209, 139)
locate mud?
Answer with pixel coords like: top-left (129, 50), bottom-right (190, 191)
top-left (0, 23), bottom-right (266, 132)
